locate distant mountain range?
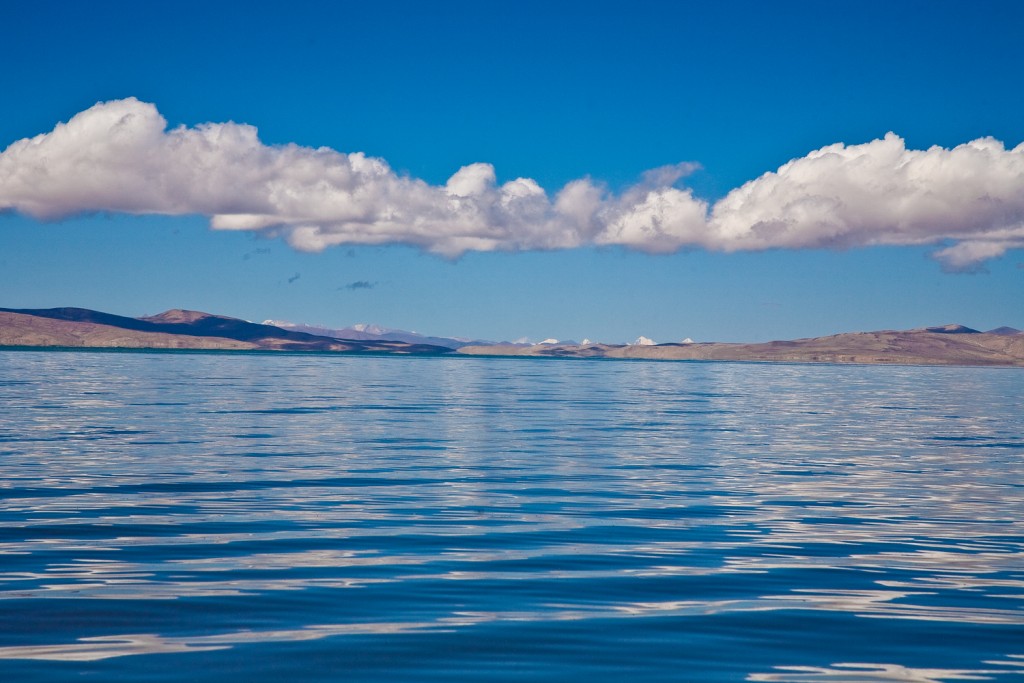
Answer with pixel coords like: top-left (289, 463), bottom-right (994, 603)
top-left (1, 306), bottom-right (1022, 366)
top-left (459, 323), bottom-right (1024, 366)
top-left (262, 320), bottom-right (489, 350)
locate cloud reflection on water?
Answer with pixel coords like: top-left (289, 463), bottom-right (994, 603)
top-left (748, 658), bottom-right (1024, 682)
top-left (0, 353), bottom-right (1022, 679)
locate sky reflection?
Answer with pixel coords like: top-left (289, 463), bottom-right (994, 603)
top-left (0, 352), bottom-right (1022, 678)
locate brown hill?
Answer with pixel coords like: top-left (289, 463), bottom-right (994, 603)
top-left (0, 311), bottom-right (255, 350)
top-left (0, 307), bottom-right (452, 355)
top-left (987, 326), bottom-right (1023, 336)
top-left (142, 309), bottom-right (211, 324)
top-left (458, 327), bottom-right (1024, 367)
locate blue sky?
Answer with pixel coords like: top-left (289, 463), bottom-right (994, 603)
top-left (1, 0), bottom-right (1022, 342)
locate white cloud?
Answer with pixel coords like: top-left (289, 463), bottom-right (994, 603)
top-left (708, 133), bottom-right (1024, 261)
top-left (2, 98), bottom-right (1023, 268)
top-left (933, 240), bottom-right (1020, 273)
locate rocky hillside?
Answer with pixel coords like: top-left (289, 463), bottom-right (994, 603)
top-left (458, 326), bottom-right (1024, 367)
top-left (0, 308), bottom-right (453, 355)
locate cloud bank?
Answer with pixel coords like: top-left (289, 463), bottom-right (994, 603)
top-left (2, 98), bottom-right (1023, 268)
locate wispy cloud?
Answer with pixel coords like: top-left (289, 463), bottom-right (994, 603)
top-left (242, 247), bottom-right (271, 261)
top-left (341, 280), bottom-right (377, 291)
top-left (2, 98), bottom-right (1023, 268)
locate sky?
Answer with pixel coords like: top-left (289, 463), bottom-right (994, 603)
top-left (1, 0), bottom-right (1022, 343)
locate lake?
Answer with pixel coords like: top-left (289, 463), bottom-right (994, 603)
top-left (0, 350), bottom-right (1022, 681)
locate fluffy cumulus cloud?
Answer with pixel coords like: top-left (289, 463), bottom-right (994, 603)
top-left (2, 98), bottom-right (1023, 268)
top-left (709, 133), bottom-right (1024, 269)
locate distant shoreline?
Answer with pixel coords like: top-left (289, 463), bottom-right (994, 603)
top-left (2, 344), bottom-right (1023, 370)
top-left (2, 307), bottom-right (1022, 368)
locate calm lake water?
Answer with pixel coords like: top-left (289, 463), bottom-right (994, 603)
top-left (1, 350), bottom-right (1022, 682)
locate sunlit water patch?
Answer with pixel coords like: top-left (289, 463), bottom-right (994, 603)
top-left (0, 350), bottom-right (1022, 681)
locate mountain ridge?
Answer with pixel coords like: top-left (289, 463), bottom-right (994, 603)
top-left (457, 325), bottom-right (1024, 366)
top-left (263, 320), bottom-right (488, 349)
top-left (1, 307), bottom-right (1021, 366)
top-left (0, 308), bottom-right (453, 355)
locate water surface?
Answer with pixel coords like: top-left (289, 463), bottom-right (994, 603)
top-left (1, 351), bottom-right (1022, 681)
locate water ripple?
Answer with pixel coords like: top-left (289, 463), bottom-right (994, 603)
top-left (1, 351), bottom-right (1022, 681)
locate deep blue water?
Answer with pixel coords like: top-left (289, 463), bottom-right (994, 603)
top-left (0, 350), bottom-right (1022, 682)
